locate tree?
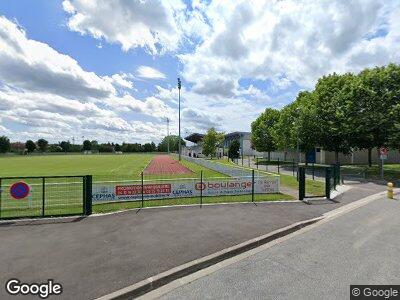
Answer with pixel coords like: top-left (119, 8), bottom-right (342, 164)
top-left (25, 140), bottom-right (36, 153)
top-left (82, 140), bottom-right (92, 151)
top-left (228, 139), bottom-right (240, 159)
top-left (202, 128), bottom-right (224, 158)
top-left (59, 141), bottom-right (71, 152)
top-left (157, 135), bottom-right (186, 152)
top-left (313, 73), bottom-right (354, 163)
top-left (114, 143), bottom-right (122, 152)
top-left (0, 136), bottom-right (11, 153)
top-left (37, 139), bottom-right (49, 152)
top-left (49, 144), bottom-right (62, 152)
top-left (143, 142), bottom-right (156, 152)
top-left (251, 108), bottom-right (280, 161)
top-left (98, 143), bottom-right (114, 152)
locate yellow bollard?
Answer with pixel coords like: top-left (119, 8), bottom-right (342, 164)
top-left (387, 182), bottom-right (394, 199)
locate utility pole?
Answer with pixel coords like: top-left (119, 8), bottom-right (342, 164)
top-left (166, 117), bottom-right (170, 154)
top-left (178, 77), bottom-right (182, 161)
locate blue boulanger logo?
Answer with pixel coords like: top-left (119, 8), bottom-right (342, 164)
top-left (5, 279), bottom-right (63, 299)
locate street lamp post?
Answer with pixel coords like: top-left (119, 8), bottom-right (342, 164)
top-left (177, 78), bottom-right (182, 161)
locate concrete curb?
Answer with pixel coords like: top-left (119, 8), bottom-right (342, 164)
top-left (95, 217), bottom-right (322, 300)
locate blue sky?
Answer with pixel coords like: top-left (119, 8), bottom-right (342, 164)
top-left (0, 0), bottom-right (398, 144)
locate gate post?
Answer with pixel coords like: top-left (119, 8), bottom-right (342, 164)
top-left (299, 167), bottom-right (305, 200)
top-left (251, 169), bottom-right (255, 202)
top-left (325, 168), bottom-right (331, 200)
top-left (84, 175), bottom-right (92, 215)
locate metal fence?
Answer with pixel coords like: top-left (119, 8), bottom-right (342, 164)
top-left (0, 175), bottom-right (91, 219)
top-left (91, 170), bottom-right (281, 213)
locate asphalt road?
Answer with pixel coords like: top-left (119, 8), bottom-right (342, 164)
top-left (160, 195), bottom-right (400, 300)
top-left (0, 182), bottom-right (384, 299)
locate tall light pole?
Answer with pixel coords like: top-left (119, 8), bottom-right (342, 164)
top-left (177, 77), bottom-right (182, 161)
top-left (166, 117), bottom-right (170, 154)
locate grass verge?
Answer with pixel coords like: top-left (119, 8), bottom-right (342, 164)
top-left (93, 193), bottom-right (295, 213)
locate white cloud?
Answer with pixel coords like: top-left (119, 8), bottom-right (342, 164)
top-left (181, 0), bottom-right (400, 96)
top-left (0, 16), bottom-right (177, 143)
top-left (136, 66), bottom-right (166, 80)
top-left (63, 0), bottom-right (185, 54)
top-left (0, 16), bottom-right (115, 99)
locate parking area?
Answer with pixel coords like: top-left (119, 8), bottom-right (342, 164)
top-left (0, 182), bottom-right (384, 299)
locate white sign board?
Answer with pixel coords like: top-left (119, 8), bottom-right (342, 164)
top-left (92, 177), bottom-right (280, 203)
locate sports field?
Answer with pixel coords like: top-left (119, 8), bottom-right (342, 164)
top-left (0, 154), bottom-right (225, 179)
top-left (0, 154), bottom-right (291, 219)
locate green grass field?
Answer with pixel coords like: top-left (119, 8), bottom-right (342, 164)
top-left (0, 154), bottom-right (292, 219)
top-left (0, 154), bottom-right (226, 180)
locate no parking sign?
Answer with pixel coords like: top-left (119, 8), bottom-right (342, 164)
top-left (10, 181), bottom-right (30, 199)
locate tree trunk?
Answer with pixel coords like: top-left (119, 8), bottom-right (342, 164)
top-left (368, 148), bottom-right (372, 167)
top-left (335, 151), bottom-right (339, 164)
top-left (268, 151), bottom-right (271, 161)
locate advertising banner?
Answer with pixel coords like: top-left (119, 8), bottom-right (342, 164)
top-left (92, 177), bottom-right (279, 203)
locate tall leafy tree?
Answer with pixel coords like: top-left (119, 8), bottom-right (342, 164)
top-left (82, 140), bottom-right (92, 151)
top-left (228, 139), bottom-right (240, 159)
top-left (157, 135), bottom-right (186, 152)
top-left (25, 140), bottom-right (36, 153)
top-left (59, 141), bottom-right (71, 152)
top-left (202, 128), bottom-right (224, 158)
top-left (251, 108), bottom-right (280, 161)
top-left (37, 139), bottom-right (48, 152)
top-left (0, 136), bottom-right (11, 153)
top-left (313, 73), bottom-right (354, 163)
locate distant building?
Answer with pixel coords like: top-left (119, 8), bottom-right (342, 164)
top-left (183, 131), bottom-right (260, 158)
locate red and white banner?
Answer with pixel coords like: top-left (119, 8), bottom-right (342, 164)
top-left (92, 177), bottom-right (279, 202)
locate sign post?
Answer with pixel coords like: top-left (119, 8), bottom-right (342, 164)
top-left (379, 147), bottom-right (388, 180)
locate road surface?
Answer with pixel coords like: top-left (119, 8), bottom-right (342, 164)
top-left (160, 196), bottom-right (400, 300)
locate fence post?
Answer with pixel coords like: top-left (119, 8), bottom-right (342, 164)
top-left (141, 172), bottom-right (144, 208)
top-left (42, 177), bottom-right (45, 217)
top-left (312, 163), bottom-right (315, 180)
top-left (248, 156), bottom-right (250, 167)
top-left (299, 167), bottom-right (305, 200)
top-left (200, 170), bottom-right (203, 207)
top-left (84, 175), bottom-right (92, 215)
top-left (277, 158), bottom-right (280, 174)
top-left (325, 168), bottom-right (331, 200)
top-left (293, 159), bottom-right (295, 177)
top-left (256, 157), bottom-right (259, 169)
top-left (251, 169), bottom-right (255, 202)
top-left (242, 155), bottom-right (244, 166)
top-left (0, 178), bottom-right (2, 219)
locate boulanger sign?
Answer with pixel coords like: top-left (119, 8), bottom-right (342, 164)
top-left (92, 177), bottom-right (279, 203)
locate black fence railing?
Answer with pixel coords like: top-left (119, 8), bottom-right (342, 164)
top-left (0, 175), bottom-right (91, 220)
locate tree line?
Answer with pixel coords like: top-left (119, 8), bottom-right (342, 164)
top-left (0, 135), bottom-right (186, 154)
top-left (251, 64), bottom-right (400, 165)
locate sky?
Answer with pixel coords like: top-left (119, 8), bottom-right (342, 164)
top-left (0, 0), bottom-right (399, 144)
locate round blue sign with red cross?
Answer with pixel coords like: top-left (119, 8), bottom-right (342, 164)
top-left (10, 181), bottom-right (30, 200)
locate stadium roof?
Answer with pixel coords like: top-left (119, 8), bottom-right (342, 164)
top-left (224, 132), bottom-right (251, 138)
top-left (185, 133), bottom-right (204, 143)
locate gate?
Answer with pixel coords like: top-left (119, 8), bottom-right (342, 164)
top-left (0, 175), bottom-right (92, 220)
top-left (298, 164), bottom-right (340, 201)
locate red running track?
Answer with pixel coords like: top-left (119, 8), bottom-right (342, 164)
top-left (143, 155), bottom-right (194, 175)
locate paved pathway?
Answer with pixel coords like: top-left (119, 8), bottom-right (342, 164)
top-left (161, 194), bottom-right (400, 300)
top-left (0, 183), bottom-right (383, 299)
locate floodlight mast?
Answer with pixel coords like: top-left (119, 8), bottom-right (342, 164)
top-left (178, 77), bottom-right (182, 161)
top-left (166, 117), bottom-right (170, 154)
